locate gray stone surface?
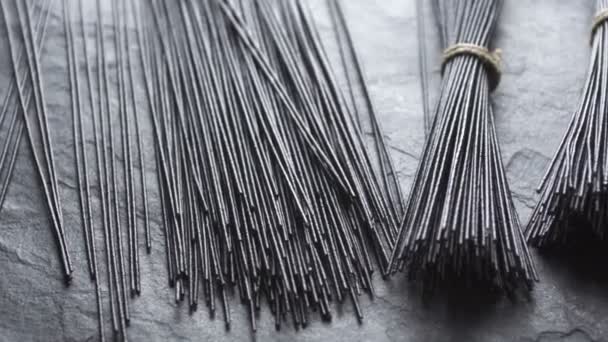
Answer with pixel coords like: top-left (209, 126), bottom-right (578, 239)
top-left (0, 0), bottom-right (607, 341)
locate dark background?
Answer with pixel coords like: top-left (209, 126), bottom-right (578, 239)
top-left (0, 0), bottom-right (606, 341)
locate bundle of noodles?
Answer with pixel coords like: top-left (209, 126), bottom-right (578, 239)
top-left (527, 0), bottom-right (608, 247)
top-left (389, 0), bottom-right (537, 292)
top-left (133, 0), bottom-right (398, 331)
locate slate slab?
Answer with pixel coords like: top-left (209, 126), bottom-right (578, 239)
top-left (0, 0), bottom-right (606, 341)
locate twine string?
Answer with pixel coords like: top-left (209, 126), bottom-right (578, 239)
top-left (441, 43), bottom-right (502, 91)
top-left (591, 10), bottom-right (608, 43)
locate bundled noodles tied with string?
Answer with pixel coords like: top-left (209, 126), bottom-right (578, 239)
top-left (389, 0), bottom-right (537, 292)
top-left (527, 0), bottom-right (608, 247)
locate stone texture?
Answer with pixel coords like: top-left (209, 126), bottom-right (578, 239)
top-left (0, 0), bottom-right (607, 341)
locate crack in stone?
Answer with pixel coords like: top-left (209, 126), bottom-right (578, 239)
top-left (511, 192), bottom-right (537, 210)
top-left (524, 328), bottom-right (600, 342)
